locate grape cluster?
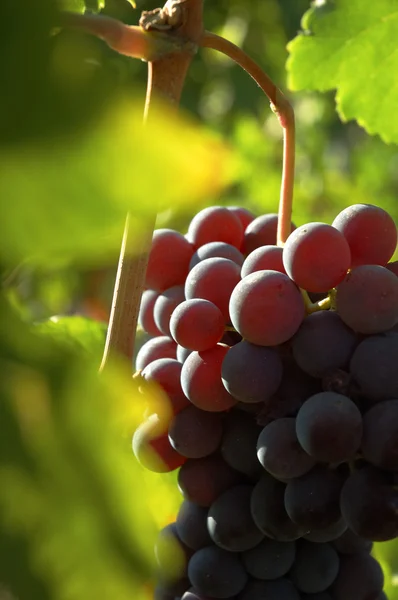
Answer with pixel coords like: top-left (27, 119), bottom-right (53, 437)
top-left (133, 204), bottom-right (398, 600)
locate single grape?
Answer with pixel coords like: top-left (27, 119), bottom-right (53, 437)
top-left (176, 501), bottom-right (212, 551)
top-left (168, 405), bottom-right (223, 459)
top-left (243, 213), bottom-right (295, 255)
top-left (282, 222), bottom-right (351, 292)
top-left (132, 415), bottom-right (186, 473)
top-left (207, 485), bottom-right (264, 552)
top-left (189, 241), bottom-right (244, 269)
top-left (154, 285), bottom-right (185, 336)
top-left (304, 517), bottom-right (347, 543)
top-left (185, 257), bottom-right (241, 322)
top-left (237, 578), bottom-right (300, 600)
top-left (221, 409), bottom-right (263, 479)
top-left (331, 552), bottom-right (384, 600)
top-left (187, 206), bottom-right (244, 250)
top-left (229, 270), bottom-right (305, 346)
top-left (289, 541), bottom-right (339, 594)
top-left (241, 245), bottom-right (286, 278)
top-left (181, 344), bottom-right (237, 412)
top-left (295, 391), bottom-right (362, 463)
top-left (221, 340), bottom-right (283, 403)
top-left (170, 299), bottom-right (225, 351)
top-left (138, 289), bottom-right (162, 336)
top-left (340, 466), bottom-right (398, 541)
top-left (227, 205), bottom-right (255, 230)
top-left (257, 417), bottom-right (315, 480)
top-left (251, 472), bottom-right (309, 541)
top-left (241, 537), bottom-right (296, 580)
top-left (350, 333), bottom-right (398, 401)
top-left (188, 546), bottom-right (247, 598)
top-left (141, 357), bottom-right (190, 415)
top-left (284, 465), bottom-right (344, 530)
top-left (332, 203), bottom-right (397, 268)
top-left (135, 335), bottom-right (177, 371)
top-left (336, 265), bottom-right (398, 334)
top-left (178, 454), bottom-right (244, 507)
top-left (292, 310), bottom-right (358, 378)
top-left (361, 400), bottom-right (398, 470)
top-left (146, 229), bottom-right (194, 291)
top-left (332, 528), bottom-right (373, 555)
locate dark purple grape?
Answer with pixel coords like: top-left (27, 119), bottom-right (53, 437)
top-left (251, 472), bottom-right (309, 541)
top-left (340, 466), bottom-right (398, 541)
top-left (221, 410), bottom-right (263, 479)
top-left (188, 546), bottom-right (247, 598)
top-left (331, 552), bottom-right (384, 600)
top-left (284, 465), bottom-right (344, 530)
top-left (361, 400), bottom-right (398, 470)
top-left (295, 391), bottom-right (362, 463)
top-left (221, 340), bottom-right (283, 404)
top-left (238, 578), bottom-right (300, 600)
top-left (178, 454), bottom-right (244, 507)
top-left (168, 406), bottom-right (223, 459)
top-left (207, 485), bottom-right (264, 552)
top-left (332, 528), bottom-right (373, 555)
top-left (304, 517), bottom-right (347, 543)
top-left (289, 541), bottom-right (339, 594)
top-left (155, 523), bottom-right (192, 585)
top-left (292, 310), bottom-right (358, 378)
top-left (257, 417), bottom-right (315, 480)
top-left (241, 537), bottom-right (295, 580)
top-left (350, 333), bottom-right (398, 401)
top-left (176, 501), bottom-right (211, 551)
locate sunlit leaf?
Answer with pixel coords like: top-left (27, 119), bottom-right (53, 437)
top-left (34, 316), bottom-right (106, 359)
top-left (287, 0), bottom-right (398, 143)
top-left (1, 98), bottom-right (233, 266)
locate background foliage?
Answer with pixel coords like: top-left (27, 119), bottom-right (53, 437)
top-left (1, 0), bottom-right (398, 598)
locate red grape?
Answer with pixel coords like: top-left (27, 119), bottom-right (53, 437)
top-left (332, 203), bottom-right (397, 267)
top-left (229, 270), bottom-right (305, 346)
top-left (170, 299), bottom-right (225, 351)
top-left (283, 222), bottom-right (351, 293)
top-left (187, 206), bottom-right (244, 249)
top-left (241, 245), bottom-right (286, 278)
top-left (146, 229), bottom-right (194, 291)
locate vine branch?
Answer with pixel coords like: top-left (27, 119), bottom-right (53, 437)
top-left (99, 0), bottom-right (204, 372)
top-left (200, 31), bottom-right (295, 246)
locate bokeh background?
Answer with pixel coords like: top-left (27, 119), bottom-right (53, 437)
top-left (1, 0), bottom-right (397, 598)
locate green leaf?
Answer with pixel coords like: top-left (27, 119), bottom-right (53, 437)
top-left (0, 97), bottom-right (233, 266)
top-left (0, 295), bottom-right (180, 600)
top-left (287, 0), bottom-right (398, 144)
top-left (34, 316), bottom-right (106, 359)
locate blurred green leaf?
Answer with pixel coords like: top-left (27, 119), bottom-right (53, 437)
top-left (0, 294), bottom-right (169, 600)
top-left (0, 98), bottom-right (233, 266)
top-left (287, 0), bottom-right (398, 143)
top-left (34, 316), bottom-right (106, 359)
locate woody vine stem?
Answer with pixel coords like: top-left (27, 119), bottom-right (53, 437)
top-left (59, 0), bottom-right (298, 370)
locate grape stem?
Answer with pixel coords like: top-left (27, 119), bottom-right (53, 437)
top-left (100, 0), bottom-right (204, 372)
top-left (199, 32), bottom-right (295, 246)
top-left (58, 11), bottom-right (195, 61)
